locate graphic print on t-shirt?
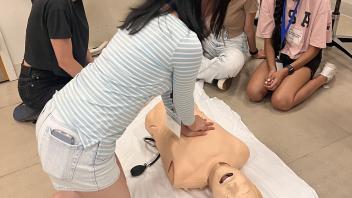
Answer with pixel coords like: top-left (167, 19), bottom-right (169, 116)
top-left (286, 9), bottom-right (311, 46)
top-left (256, 0), bottom-right (332, 59)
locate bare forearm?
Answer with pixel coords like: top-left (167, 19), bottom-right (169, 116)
top-left (290, 45), bottom-right (320, 70)
top-left (59, 59), bottom-right (83, 77)
top-left (264, 38), bottom-right (276, 70)
top-left (244, 13), bottom-right (257, 53)
top-left (86, 50), bottom-right (94, 64)
top-left (245, 28), bottom-right (257, 52)
top-left (51, 38), bottom-right (84, 77)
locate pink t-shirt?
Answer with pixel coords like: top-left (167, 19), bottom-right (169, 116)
top-left (256, 0), bottom-right (332, 59)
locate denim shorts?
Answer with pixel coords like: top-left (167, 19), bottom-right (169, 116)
top-left (35, 100), bottom-right (120, 192)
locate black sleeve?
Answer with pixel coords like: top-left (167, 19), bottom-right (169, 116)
top-left (45, 4), bottom-right (72, 39)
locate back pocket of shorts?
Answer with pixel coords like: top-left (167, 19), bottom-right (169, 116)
top-left (40, 130), bottom-right (83, 180)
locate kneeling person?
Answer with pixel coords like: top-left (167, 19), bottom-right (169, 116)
top-left (246, 0), bottom-right (336, 111)
top-left (197, 0), bottom-right (265, 90)
top-left (14, 0), bottom-right (92, 122)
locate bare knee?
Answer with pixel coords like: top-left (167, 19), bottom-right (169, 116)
top-left (246, 85), bottom-right (265, 102)
top-left (53, 192), bottom-right (65, 198)
top-left (271, 94), bottom-right (293, 111)
top-left (52, 192), bottom-right (81, 198)
top-left (52, 192), bottom-right (65, 198)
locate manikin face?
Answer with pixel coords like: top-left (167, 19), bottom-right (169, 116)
top-left (209, 163), bottom-right (262, 198)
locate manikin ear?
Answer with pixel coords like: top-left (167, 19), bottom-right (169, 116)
top-left (253, 184), bottom-right (263, 198)
top-left (149, 124), bottom-right (159, 137)
top-left (145, 107), bottom-right (163, 137)
top-left (145, 102), bottom-right (167, 137)
top-left (145, 116), bottom-right (153, 135)
top-left (168, 161), bottom-right (175, 184)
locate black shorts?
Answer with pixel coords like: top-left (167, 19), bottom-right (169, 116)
top-left (279, 50), bottom-right (322, 78)
top-left (18, 64), bottom-right (71, 111)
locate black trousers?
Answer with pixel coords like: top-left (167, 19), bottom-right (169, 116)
top-left (18, 64), bottom-right (71, 111)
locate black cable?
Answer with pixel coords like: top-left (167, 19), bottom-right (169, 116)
top-left (130, 137), bottom-right (161, 177)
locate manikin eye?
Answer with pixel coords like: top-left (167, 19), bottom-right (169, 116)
top-left (219, 173), bottom-right (234, 184)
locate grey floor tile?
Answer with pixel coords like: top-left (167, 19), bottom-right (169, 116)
top-left (289, 136), bottom-right (352, 198)
top-left (0, 105), bottom-right (38, 176)
top-left (222, 94), bottom-right (350, 163)
top-left (0, 164), bottom-right (54, 198)
top-left (0, 80), bottom-right (21, 109)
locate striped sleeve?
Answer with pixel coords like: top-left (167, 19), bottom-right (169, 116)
top-left (161, 90), bottom-right (174, 112)
top-left (170, 33), bottom-right (202, 126)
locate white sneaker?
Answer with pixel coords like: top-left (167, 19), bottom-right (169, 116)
top-left (217, 78), bottom-right (233, 91)
top-left (320, 62), bottom-right (337, 84)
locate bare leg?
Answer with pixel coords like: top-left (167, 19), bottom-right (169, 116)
top-left (52, 192), bottom-right (81, 198)
top-left (291, 74), bottom-right (327, 107)
top-left (246, 61), bottom-right (270, 102)
top-left (52, 157), bottom-right (131, 198)
top-left (79, 156), bottom-right (130, 198)
top-left (271, 67), bottom-right (327, 111)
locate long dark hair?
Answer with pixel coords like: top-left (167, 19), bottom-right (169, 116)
top-left (272, 0), bottom-right (284, 56)
top-left (120, 0), bottom-right (230, 41)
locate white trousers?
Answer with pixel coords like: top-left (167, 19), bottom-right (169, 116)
top-left (197, 32), bottom-right (249, 83)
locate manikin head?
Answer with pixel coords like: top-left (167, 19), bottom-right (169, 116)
top-left (209, 163), bottom-right (262, 198)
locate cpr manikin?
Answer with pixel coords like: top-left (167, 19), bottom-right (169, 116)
top-left (145, 102), bottom-right (262, 198)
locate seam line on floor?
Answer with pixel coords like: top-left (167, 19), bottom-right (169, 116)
top-left (0, 162), bottom-right (40, 179)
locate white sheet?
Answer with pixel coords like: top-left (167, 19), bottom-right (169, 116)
top-left (115, 82), bottom-right (319, 198)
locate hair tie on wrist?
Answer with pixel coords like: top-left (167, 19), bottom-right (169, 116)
top-left (250, 49), bottom-right (259, 56)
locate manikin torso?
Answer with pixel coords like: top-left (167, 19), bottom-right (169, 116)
top-left (145, 102), bottom-right (262, 198)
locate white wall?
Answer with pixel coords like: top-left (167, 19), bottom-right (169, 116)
top-left (0, 0), bottom-right (142, 76)
top-left (0, 0), bottom-right (31, 70)
top-left (84, 0), bottom-right (142, 47)
top-left (1, 0), bottom-right (348, 74)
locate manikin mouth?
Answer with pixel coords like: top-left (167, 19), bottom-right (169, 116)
top-left (219, 173), bottom-right (234, 184)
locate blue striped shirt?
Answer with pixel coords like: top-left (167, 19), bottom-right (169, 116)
top-left (52, 14), bottom-right (202, 157)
